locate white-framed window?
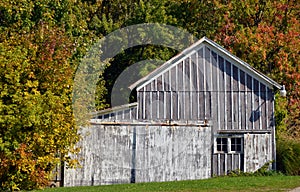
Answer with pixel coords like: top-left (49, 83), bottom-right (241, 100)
top-left (215, 135), bottom-right (243, 154)
top-left (216, 138), bottom-right (228, 152)
top-left (230, 137), bottom-right (242, 152)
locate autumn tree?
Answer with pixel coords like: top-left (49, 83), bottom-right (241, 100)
top-left (213, 0), bottom-right (300, 139)
top-left (0, 0), bottom-right (99, 189)
top-left (0, 23), bottom-right (80, 192)
top-left (1, 0), bottom-right (299, 189)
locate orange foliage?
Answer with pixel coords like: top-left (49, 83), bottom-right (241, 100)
top-left (214, 0), bottom-right (300, 139)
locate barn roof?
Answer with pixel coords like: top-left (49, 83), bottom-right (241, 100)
top-left (130, 37), bottom-right (282, 91)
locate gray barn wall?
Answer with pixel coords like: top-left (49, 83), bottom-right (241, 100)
top-left (64, 123), bottom-right (211, 186)
top-left (137, 45), bottom-right (275, 132)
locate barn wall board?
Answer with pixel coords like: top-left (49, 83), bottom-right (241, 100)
top-left (64, 124), bottom-right (211, 186)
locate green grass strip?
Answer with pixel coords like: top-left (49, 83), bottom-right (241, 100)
top-left (35, 176), bottom-right (300, 192)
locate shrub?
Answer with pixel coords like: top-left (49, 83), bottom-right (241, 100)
top-left (227, 161), bottom-right (283, 177)
top-left (276, 138), bottom-right (300, 175)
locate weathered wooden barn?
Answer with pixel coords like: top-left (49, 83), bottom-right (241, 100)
top-left (62, 37), bottom-right (284, 186)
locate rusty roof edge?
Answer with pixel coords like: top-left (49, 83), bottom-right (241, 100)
top-left (89, 119), bottom-right (211, 127)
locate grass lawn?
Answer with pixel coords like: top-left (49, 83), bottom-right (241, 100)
top-left (34, 175), bottom-right (300, 192)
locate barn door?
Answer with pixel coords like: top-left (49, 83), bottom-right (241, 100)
top-left (212, 135), bottom-right (244, 176)
top-left (243, 134), bottom-right (272, 172)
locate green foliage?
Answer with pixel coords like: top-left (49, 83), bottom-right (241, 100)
top-left (277, 138), bottom-right (300, 175)
top-left (0, 0), bottom-right (94, 189)
top-left (275, 93), bottom-right (289, 137)
top-left (0, 25), bottom-right (80, 190)
top-left (167, 0), bottom-right (221, 38)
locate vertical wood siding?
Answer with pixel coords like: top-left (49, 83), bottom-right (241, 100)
top-left (64, 124), bottom-right (211, 186)
top-left (212, 153), bottom-right (244, 176)
top-left (137, 45), bottom-right (275, 132)
top-left (244, 133), bottom-right (272, 172)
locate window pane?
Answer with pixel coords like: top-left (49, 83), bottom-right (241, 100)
top-left (222, 138), bottom-right (227, 145)
top-left (216, 138), bottom-right (228, 152)
top-left (232, 138), bottom-right (236, 144)
top-left (231, 144), bottom-right (236, 151)
top-left (231, 138), bottom-right (242, 152)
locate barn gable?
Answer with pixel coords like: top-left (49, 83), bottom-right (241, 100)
top-left (133, 37), bottom-right (281, 91)
top-left (135, 37), bottom-right (281, 132)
